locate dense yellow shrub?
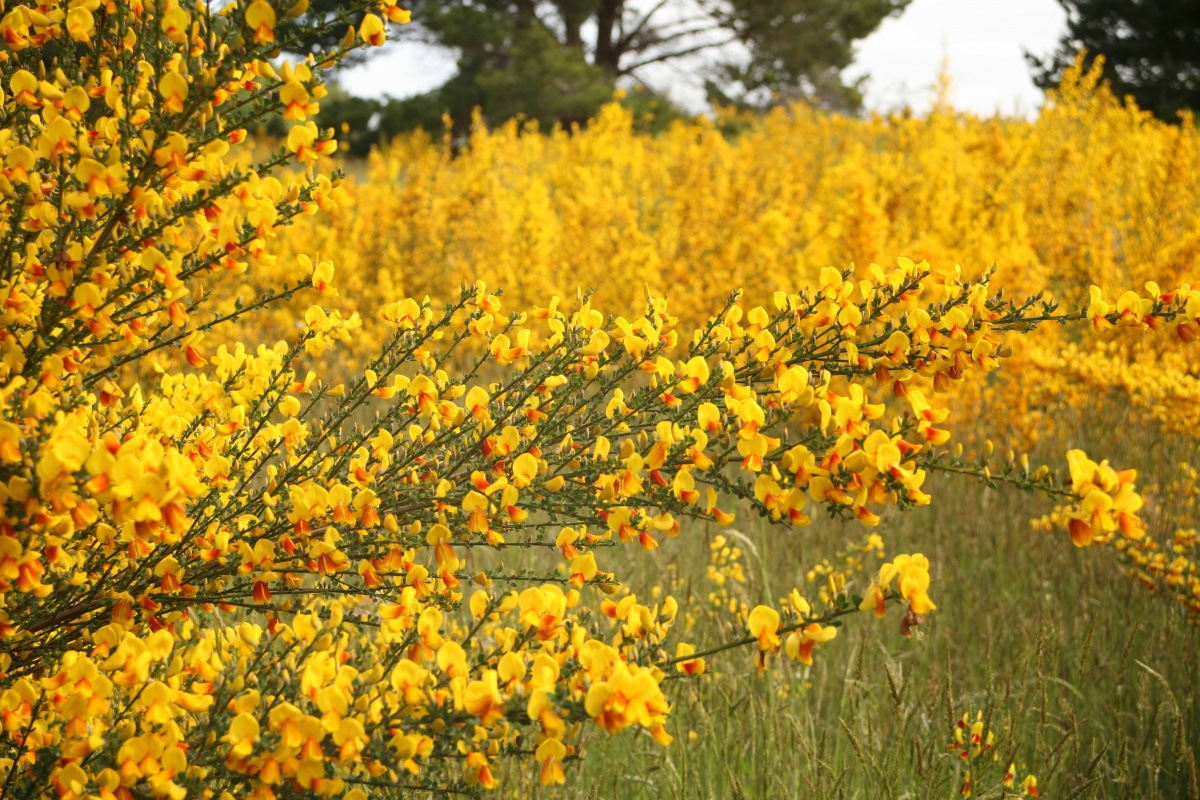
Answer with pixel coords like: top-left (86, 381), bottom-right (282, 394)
top-left (210, 68), bottom-right (1195, 452)
top-left (273, 62), bottom-right (1199, 317)
top-left (263, 64), bottom-right (1200, 447)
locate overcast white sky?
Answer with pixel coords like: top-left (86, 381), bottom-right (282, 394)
top-left (339, 0), bottom-right (1069, 117)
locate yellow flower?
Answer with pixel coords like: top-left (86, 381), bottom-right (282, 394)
top-left (511, 451), bottom-right (539, 487)
top-left (747, 605), bottom-right (781, 668)
top-left (569, 552), bottom-right (598, 587)
top-left (360, 12), bottom-right (385, 46)
top-left (674, 642), bottom-right (706, 675)
top-left (894, 554), bottom-right (937, 616)
top-left (225, 712), bottom-right (260, 758)
top-left (463, 670), bottom-right (505, 725)
top-left (385, 4), bottom-right (412, 24)
top-left (244, 0), bottom-right (276, 43)
top-left (784, 623), bottom-right (837, 665)
top-left (534, 738), bottom-right (567, 785)
top-left (158, 71), bottom-right (188, 113)
top-left (466, 751), bottom-right (497, 789)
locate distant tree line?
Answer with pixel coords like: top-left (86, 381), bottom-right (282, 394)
top-left (271, 0), bottom-right (910, 154)
top-left (268, 0), bottom-right (1200, 156)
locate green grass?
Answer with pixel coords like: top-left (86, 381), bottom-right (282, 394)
top-left (486, 411), bottom-right (1200, 799)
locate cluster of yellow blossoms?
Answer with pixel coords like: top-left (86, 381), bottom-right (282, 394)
top-left (1034, 452), bottom-right (1200, 619)
top-left (0, 0), bottom-right (1183, 797)
top-left (743, 552), bottom-right (935, 671)
top-left (1060, 449), bottom-right (1145, 547)
top-left (951, 711), bottom-right (1039, 798)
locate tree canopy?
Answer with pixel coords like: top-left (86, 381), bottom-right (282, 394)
top-left (1027, 0), bottom-right (1200, 121)
top-left (285, 0), bottom-right (909, 146)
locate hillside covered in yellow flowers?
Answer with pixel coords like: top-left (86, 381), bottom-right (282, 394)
top-left (0, 0), bottom-right (1197, 795)
top-left (281, 65), bottom-right (1200, 320)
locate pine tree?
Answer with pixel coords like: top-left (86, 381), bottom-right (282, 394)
top-left (1027, 0), bottom-right (1200, 121)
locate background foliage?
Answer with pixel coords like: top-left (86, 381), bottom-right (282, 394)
top-left (280, 0), bottom-right (908, 149)
top-left (1027, 0), bottom-right (1200, 121)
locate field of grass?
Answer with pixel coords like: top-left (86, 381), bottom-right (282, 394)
top-left (485, 411), bottom-right (1200, 800)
